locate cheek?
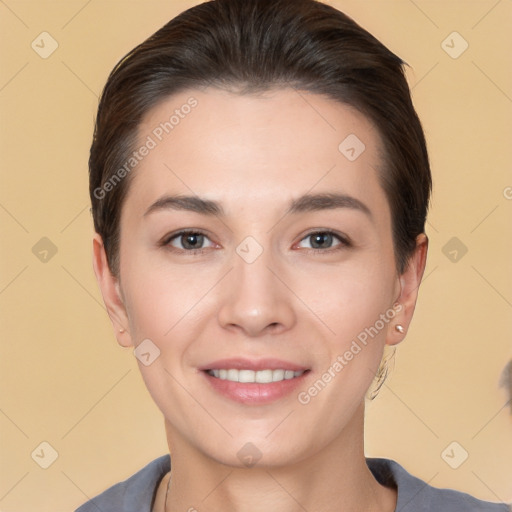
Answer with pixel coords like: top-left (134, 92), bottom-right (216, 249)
top-left (295, 255), bottom-right (396, 339)
top-left (122, 262), bottom-right (209, 342)
top-left (294, 264), bottom-right (396, 417)
top-left (119, 263), bottom-right (211, 404)
top-left (297, 257), bottom-right (396, 394)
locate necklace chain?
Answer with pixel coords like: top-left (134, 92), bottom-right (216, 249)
top-left (163, 471), bottom-right (171, 512)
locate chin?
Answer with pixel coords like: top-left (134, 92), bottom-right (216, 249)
top-left (197, 435), bottom-right (315, 470)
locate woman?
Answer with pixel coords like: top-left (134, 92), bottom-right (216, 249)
top-left (78, 0), bottom-right (510, 510)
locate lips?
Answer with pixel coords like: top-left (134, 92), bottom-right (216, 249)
top-left (200, 358), bottom-right (310, 404)
top-left (200, 357), bottom-right (308, 372)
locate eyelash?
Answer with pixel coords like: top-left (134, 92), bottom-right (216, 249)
top-left (160, 229), bottom-right (352, 255)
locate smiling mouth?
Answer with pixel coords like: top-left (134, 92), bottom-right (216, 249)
top-left (206, 369), bottom-right (307, 383)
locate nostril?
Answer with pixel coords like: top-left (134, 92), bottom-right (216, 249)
top-left (266, 322), bottom-right (283, 333)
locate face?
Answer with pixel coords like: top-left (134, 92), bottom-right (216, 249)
top-left (94, 87), bottom-right (424, 468)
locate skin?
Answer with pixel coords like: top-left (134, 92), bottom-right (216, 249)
top-left (93, 87), bottom-right (428, 512)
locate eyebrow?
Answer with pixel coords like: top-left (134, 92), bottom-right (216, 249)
top-left (144, 192), bottom-right (372, 219)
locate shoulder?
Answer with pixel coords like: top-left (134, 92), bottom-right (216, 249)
top-left (366, 457), bottom-right (510, 512)
top-left (75, 454), bottom-right (170, 512)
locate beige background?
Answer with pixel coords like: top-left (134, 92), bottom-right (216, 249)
top-left (0, 0), bottom-right (511, 510)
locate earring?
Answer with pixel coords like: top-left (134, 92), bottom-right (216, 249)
top-left (119, 328), bottom-right (125, 333)
top-left (395, 324), bottom-right (404, 334)
top-left (367, 346), bottom-right (396, 400)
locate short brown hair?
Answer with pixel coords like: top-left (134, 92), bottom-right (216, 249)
top-left (90, 0), bottom-right (431, 276)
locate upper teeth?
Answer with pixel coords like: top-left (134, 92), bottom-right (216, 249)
top-left (208, 369), bottom-right (304, 383)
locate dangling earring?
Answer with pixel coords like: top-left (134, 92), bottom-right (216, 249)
top-left (367, 346), bottom-right (396, 400)
top-left (395, 324), bottom-right (404, 334)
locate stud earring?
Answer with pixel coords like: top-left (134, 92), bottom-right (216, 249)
top-left (395, 324), bottom-right (404, 334)
top-left (119, 328), bottom-right (125, 333)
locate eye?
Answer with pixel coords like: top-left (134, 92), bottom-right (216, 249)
top-left (163, 230), bottom-right (216, 252)
top-left (296, 230), bottom-right (350, 251)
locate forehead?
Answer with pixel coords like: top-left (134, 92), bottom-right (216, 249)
top-left (126, 87), bottom-right (389, 220)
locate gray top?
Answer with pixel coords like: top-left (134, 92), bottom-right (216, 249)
top-left (75, 455), bottom-right (510, 511)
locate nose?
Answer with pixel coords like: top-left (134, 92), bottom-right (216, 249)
top-left (217, 246), bottom-right (297, 337)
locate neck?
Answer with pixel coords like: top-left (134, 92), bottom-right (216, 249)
top-left (161, 403), bottom-right (396, 512)
top-left (162, 404), bottom-right (396, 512)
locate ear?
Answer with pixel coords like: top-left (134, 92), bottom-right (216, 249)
top-left (92, 233), bottom-right (133, 348)
top-left (386, 233), bottom-right (428, 346)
